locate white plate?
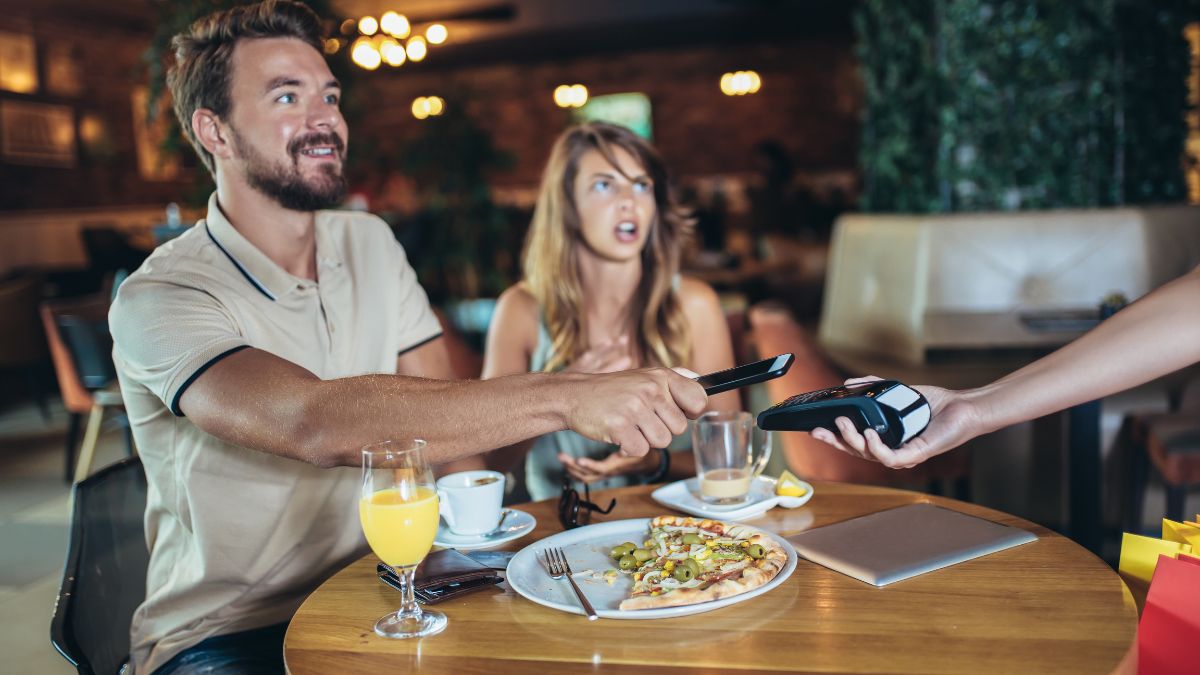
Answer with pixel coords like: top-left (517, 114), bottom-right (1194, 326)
top-left (506, 517), bottom-right (797, 619)
top-left (434, 508), bottom-right (536, 551)
top-left (650, 476), bottom-right (814, 521)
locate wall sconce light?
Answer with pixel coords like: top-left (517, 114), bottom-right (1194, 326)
top-left (554, 84), bottom-right (589, 108)
top-left (412, 96), bottom-right (445, 119)
top-left (720, 70), bottom-right (762, 96)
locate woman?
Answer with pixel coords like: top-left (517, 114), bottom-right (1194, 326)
top-left (484, 122), bottom-right (739, 500)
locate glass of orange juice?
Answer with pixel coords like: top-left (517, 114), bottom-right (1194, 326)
top-left (360, 439), bottom-right (447, 639)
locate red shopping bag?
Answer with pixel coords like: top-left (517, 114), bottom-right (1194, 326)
top-left (1138, 554), bottom-right (1200, 675)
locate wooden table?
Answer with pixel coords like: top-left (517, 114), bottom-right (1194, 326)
top-left (284, 482), bottom-right (1137, 674)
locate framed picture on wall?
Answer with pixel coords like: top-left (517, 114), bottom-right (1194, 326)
top-left (0, 100), bottom-right (75, 167)
top-left (0, 31), bottom-right (38, 94)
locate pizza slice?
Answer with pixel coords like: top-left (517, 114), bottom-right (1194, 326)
top-left (609, 515), bottom-right (788, 610)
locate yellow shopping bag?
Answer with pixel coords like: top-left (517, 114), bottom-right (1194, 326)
top-left (1118, 527), bottom-right (1193, 612)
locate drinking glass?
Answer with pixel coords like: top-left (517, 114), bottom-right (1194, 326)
top-left (691, 411), bottom-right (772, 505)
top-left (360, 439), bottom-right (447, 639)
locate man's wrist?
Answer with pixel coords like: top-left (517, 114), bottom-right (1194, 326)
top-left (541, 372), bottom-right (587, 432)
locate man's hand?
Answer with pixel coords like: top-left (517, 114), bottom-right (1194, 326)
top-left (564, 367), bottom-right (707, 458)
top-left (808, 376), bottom-right (983, 469)
top-left (559, 451), bottom-right (658, 483)
top-left (564, 336), bottom-right (633, 374)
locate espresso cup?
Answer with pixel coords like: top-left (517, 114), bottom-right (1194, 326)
top-left (691, 411), bottom-right (771, 505)
top-left (436, 470), bottom-right (505, 536)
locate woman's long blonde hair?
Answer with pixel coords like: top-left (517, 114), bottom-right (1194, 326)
top-left (523, 122), bottom-right (695, 372)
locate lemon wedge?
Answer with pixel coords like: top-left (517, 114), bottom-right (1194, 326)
top-left (775, 470), bottom-right (808, 498)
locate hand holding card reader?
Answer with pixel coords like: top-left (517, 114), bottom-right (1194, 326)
top-left (756, 380), bottom-right (931, 449)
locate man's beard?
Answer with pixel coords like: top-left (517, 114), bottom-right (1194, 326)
top-left (231, 127), bottom-right (347, 211)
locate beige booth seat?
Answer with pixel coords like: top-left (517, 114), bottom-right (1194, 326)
top-left (0, 206), bottom-right (187, 275)
top-left (819, 207), bottom-right (1200, 364)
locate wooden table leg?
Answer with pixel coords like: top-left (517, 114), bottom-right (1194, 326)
top-left (73, 403), bottom-right (105, 484)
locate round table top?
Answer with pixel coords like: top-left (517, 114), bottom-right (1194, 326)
top-left (284, 481), bottom-right (1137, 674)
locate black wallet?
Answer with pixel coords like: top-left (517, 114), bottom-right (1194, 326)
top-left (377, 549), bottom-right (503, 605)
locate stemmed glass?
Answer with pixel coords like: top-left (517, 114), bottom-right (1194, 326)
top-left (359, 439), bottom-right (447, 638)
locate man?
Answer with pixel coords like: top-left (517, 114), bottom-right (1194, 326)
top-left (110, 2), bottom-right (707, 672)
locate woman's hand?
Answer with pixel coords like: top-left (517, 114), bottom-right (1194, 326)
top-left (808, 377), bottom-right (983, 469)
top-left (559, 450), bottom-right (658, 483)
top-left (564, 336), bottom-right (633, 374)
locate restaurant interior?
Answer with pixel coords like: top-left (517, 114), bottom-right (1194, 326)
top-left (1, 0), bottom-right (1199, 672)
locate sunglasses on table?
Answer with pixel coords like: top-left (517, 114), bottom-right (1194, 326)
top-left (557, 477), bottom-right (616, 529)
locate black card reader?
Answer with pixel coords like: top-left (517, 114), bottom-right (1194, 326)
top-left (756, 380), bottom-right (931, 449)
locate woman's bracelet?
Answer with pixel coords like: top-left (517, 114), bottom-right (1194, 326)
top-left (644, 447), bottom-right (671, 484)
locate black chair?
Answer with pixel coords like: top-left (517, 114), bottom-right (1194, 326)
top-left (51, 457), bottom-right (148, 674)
top-left (41, 294), bottom-right (131, 483)
top-left (81, 227), bottom-right (147, 282)
top-left (56, 315), bottom-right (116, 390)
top-left (1125, 377), bottom-right (1200, 528)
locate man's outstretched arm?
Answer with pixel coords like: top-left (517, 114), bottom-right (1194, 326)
top-left (179, 346), bottom-right (708, 468)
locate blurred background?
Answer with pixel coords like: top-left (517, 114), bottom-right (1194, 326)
top-left (2, 0), bottom-right (1200, 671)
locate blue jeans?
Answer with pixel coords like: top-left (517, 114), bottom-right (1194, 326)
top-left (152, 623), bottom-right (287, 675)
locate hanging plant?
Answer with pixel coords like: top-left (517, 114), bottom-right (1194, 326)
top-left (855, 0), bottom-right (1191, 213)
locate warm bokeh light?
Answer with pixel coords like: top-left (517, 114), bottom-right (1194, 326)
top-left (407, 35), bottom-right (427, 61)
top-left (1187, 22), bottom-right (1200, 203)
top-left (426, 24), bottom-right (448, 44)
top-left (719, 73), bottom-right (735, 95)
top-left (381, 11), bottom-right (411, 38)
top-left (358, 16), bottom-right (378, 36)
top-left (79, 114), bottom-right (105, 146)
top-left (411, 96), bottom-right (445, 119)
top-left (747, 71), bottom-right (762, 93)
top-left (351, 37), bottom-right (381, 70)
top-left (720, 70), bottom-right (761, 96)
top-left (323, 38), bottom-right (340, 54)
top-left (339, 18), bottom-right (357, 35)
top-left (381, 38), bottom-right (406, 66)
top-left (554, 84), bottom-right (588, 108)
top-left (412, 97), bottom-right (430, 119)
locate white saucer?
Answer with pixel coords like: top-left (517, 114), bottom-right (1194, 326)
top-left (433, 508), bottom-right (536, 551)
top-left (650, 476), bottom-right (814, 521)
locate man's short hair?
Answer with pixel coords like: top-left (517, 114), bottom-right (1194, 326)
top-left (167, 0), bottom-right (324, 176)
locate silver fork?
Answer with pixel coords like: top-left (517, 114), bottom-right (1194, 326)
top-left (541, 547), bottom-right (598, 621)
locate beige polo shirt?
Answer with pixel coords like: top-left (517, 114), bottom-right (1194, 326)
top-left (110, 193), bottom-right (441, 674)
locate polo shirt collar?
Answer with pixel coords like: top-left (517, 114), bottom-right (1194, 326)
top-left (203, 193), bottom-right (343, 301)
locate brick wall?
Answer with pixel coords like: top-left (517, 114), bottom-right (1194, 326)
top-left (0, 21), bottom-right (859, 214)
top-left (351, 36), bottom-right (861, 206)
top-left (0, 19), bottom-right (201, 212)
